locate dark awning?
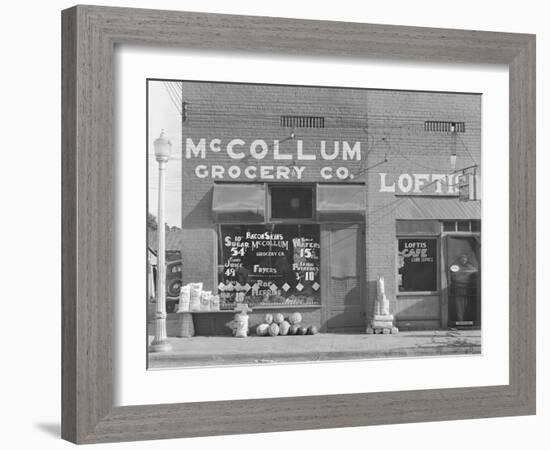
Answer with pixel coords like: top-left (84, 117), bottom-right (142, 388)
top-left (212, 183), bottom-right (265, 222)
top-left (395, 196), bottom-right (481, 220)
top-left (316, 184), bottom-right (366, 221)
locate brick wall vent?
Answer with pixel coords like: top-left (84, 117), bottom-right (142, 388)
top-left (280, 115), bottom-right (325, 128)
top-left (424, 121), bottom-right (465, 133)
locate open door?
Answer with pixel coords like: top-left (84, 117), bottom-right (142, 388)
top-left (445, 235), bottom-right (481, 327)
top-left (322, 224), bottom-right (365, 332)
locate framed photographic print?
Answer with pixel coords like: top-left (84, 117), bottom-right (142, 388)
top-left (62, 5), bottom-right (535, 444)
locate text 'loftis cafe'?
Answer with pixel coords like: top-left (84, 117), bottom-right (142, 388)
top-left (184, 137), bottom-right (461, 194)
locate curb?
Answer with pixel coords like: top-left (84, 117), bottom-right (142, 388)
top-left (149, 345), bottom-right (481, 368)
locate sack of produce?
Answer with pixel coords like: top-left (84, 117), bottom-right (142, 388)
top-left (200, 290), bottom-right (212, 311)
top-left (288, 312), bottom-right (302, 325)
top-left (273, 313), bottom-right (285, 324)
top-left (263, 313), bottom-right (274, 325)
top-left (188, 282), bottom-right (203, 311)
top-left (288, 324), bottom-right (300, 335)
top-left (307, 325), bottom-right (318, 335)
top-left (256, 323), bottom-right (269, 336)
top-left (176, 284), bottom-right (190, 312)
top-left (268, 323), bottom-right (280, 337)
top-left (210, 295), bottom-right (220, 311)
top-left (226, 311), bottom-right (249, 338)
top-left (279, 320), bottom-right (290, 336)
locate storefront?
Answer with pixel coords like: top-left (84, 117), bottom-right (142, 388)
top-left (171, 81), bottom-right (481, 335)
top-left (394, 212), bottom-right (481, 330)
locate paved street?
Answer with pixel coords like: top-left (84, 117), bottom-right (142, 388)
top-left (148, 329), bottom-right (481, 368)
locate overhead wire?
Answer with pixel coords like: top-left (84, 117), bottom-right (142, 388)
top-left (163, 81), bottom-right (182, 115)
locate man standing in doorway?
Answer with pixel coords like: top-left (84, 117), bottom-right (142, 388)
top-left (450, 254), bottom-right (478, 323)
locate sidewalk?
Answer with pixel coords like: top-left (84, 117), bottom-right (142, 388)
top-left (148, 329), bottom-right (481, 368)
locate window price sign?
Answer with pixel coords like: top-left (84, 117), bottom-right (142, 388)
top-left (219, 224), bottom-right (321, 308)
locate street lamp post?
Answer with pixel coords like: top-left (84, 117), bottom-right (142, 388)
top-left (149, 130), bottom-right (172, 353)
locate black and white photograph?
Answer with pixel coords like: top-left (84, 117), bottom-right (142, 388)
top-left (147, 79), bottom-right (482, 368)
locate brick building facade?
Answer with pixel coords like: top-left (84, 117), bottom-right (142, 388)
top-left (162, 80), bottom-right (481, 334)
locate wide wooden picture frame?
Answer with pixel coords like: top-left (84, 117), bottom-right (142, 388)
top-left (61, 5), bottom-right (536, 444)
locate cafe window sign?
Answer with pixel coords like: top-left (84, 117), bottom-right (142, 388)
top-left (397, 238), bottom-right (437, 292)
top-left (219, 224), bottom-right (321, 309)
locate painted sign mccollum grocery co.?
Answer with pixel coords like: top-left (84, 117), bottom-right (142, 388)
top-left (184, 137), bottom-right (462, 194)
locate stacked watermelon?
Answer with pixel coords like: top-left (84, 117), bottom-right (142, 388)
top-left (255, 312), bottom-right (318, 336)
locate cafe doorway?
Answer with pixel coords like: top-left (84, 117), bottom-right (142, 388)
top-left (445, 235), bottom-right (481, 328)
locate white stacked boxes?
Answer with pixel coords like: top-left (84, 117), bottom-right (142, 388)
top-left (366, 277), bottom-right (399, 335)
